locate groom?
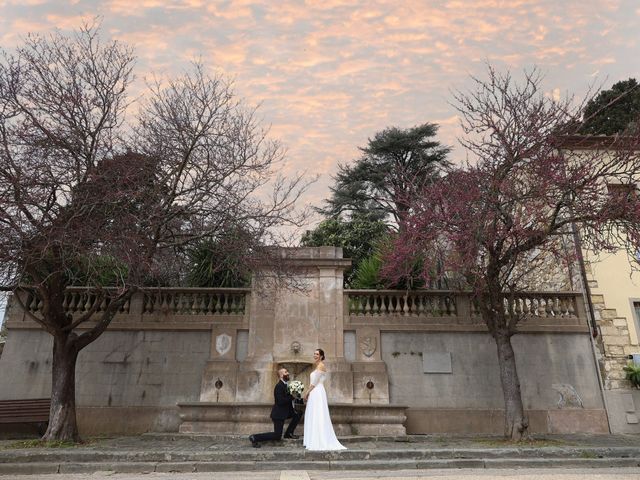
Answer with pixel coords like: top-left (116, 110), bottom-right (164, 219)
top-left (249, 367), bottom-right (302, 448)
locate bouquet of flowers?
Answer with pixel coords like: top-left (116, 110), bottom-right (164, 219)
top-left (287, 380), bottom-right (305, 399)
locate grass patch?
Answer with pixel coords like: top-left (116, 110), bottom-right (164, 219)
top-left (4, 438), bottom-right (100, 449)
top-left (473, 437), bottom-right (568, 447)
top-left (580, 450), bottom-right (598, 459)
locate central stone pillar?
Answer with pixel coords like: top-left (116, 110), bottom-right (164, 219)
top-left (235, 247), bottom-right (354, 403)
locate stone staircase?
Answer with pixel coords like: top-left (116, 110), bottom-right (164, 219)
top-left (0, 435), bottom-right (639, 475)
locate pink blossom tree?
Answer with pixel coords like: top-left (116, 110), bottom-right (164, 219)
top-left (0, 25), bottom-right (308, 441)
top-left (384, 67), bottom-right (640, 440)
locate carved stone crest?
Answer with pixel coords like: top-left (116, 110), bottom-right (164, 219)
top-left (552, 383), bottom-right (584, 409)
top-left (360, 336), bottom-right (377, 358)
top-left (215, 333), bottom-right (232, 356)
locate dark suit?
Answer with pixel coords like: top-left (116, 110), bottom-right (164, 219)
top-left (253, 380), bottom-right (302, 442)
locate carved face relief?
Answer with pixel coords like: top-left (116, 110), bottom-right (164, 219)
top-left (215, 333), bottom-right (232, 356)
top-left (360, 336), bottom-right (377, 358)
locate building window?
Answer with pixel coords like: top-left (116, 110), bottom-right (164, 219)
top-left (633, 302), bottom-right (640, 341)
top-left (607, 183), bottom-right (637, 201)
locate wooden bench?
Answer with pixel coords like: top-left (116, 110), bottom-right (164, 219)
top-left (0, 398), bottom-right (50, 435)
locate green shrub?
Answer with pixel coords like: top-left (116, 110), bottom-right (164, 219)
top-left (623, 363), bottom-right (640, 388)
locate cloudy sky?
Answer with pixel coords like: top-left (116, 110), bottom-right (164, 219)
top-left (1, 0), bottom-right (639, 228)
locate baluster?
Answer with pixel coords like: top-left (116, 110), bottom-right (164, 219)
top-left (448, 295), bottom-right (456, 316)
top-left (160, 293), bottom-right (169, 312)
top-left (186, 294), bottom-right (194, 314)
top-left (544, 297), bottom-right (551, 317)
top-left (364, 295), bottom-right (371, 314)
top-left (389, 294), bottom-right (397, 314)
top-left (83, 294), bottom-right (92, 312)
top-left (422, 297), bottom-right (430, 316)
top-left (62, 293), bottom-right (69, 312)
top-left (237, 294), bottom-right (245, 314)
top-left (230, 295), bottom-right (238, 314)
top-left (100, 296), bottom-right (109, 312)
top-left (196, 295), bottom-right (205, 314)
top-left (415, 295), bottom-right (424, 315)
top-left (66, 293), bottom-right (74, 312)
top-left (567, 297), bottom-right (575, 317)
top-left (555, 297), bottom-right (564, 316)
top-left (207, 294), bottom-right (216, 314)
top-left (179, 293), bottom-right (187, 314)
top-left (514, 297), bottom-right (522, 316)
top-left (402, 296), bottom-right (409, 315)
top-left (351, 295), bottom-right (358, 315)
top-left (348, 296), bottom-right (355, 315)
top-left (552, 296), bottom-right (560, 317)
top-left (220, 294), bottom-right (229, 314)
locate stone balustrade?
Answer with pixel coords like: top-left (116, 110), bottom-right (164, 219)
top-left (11, 287), bottom-right (585, 333)
top-left (22, 287), bottom-right (132, 315)
top-left (347, 289), bottom-right (581, 319)
top-left (142, 289), bottom-right (247, 316)
top-left (347, 290), bottom-right (458, 317)
top-left (10, 287), bottom-right (251, 330)
top-left (345, 290), bottom-right (587, 332)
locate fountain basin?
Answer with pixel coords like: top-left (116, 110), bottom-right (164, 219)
top-left (177, 402), bottom-right (407, 436)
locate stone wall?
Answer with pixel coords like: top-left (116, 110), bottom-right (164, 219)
top-left (0, 329), bottom-right (210, 433)
top-left (380, 331), bottom-right (608, 434)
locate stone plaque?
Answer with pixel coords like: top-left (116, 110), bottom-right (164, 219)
top-left (621, 393), bottom-right (635, 413)
top-left (344, 331), bottom-right (356, 362)
top-left (215, 333), bottom-right (232, 357)
top-left (423, 352), bottom-right (452, 374)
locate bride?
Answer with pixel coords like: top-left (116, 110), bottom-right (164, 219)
top-left (303, 348), bottom-right (346, 451)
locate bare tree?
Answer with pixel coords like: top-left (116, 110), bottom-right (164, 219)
top-left (384, 66), bottom-right (640, 440)
top-left (0, 25), bottom-right (309, 441)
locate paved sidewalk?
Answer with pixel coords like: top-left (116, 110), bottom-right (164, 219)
top-left (2, 467), bottom-right (640, 480)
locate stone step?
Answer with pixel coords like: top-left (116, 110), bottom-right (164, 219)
top-left (1, 456), bottom-right (639, 476)
top-left (1, 446), bottom-right (639, 464)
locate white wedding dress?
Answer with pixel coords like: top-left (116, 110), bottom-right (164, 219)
top-left (303, 369), bottom-right (346, 451)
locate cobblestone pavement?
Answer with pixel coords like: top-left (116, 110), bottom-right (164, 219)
top-left (2, 467), bottom-right (639, 480)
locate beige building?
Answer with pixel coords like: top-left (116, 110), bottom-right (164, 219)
top-left (559, 136), bottom-right (640, 433)
top-left (586, 249), bottom-right (640, 381)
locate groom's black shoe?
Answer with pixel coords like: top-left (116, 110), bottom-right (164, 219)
top-left (249, 435), bottom-right (261, 448)
top-left (283, 434), bottom-right (299, 439)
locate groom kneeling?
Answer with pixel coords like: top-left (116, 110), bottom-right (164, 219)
top-left (249, 368), bottom-right (302, 448)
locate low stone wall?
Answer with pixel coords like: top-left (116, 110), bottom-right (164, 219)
top-left (77, 406), bottom-right (181, 436)
top-left (405, 408), bottom-right (608, 435)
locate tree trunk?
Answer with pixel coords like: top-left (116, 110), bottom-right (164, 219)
top-left (493, 330), bottom-right (529, 440)
top-left (42, 333), bottom-right (80, 442)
